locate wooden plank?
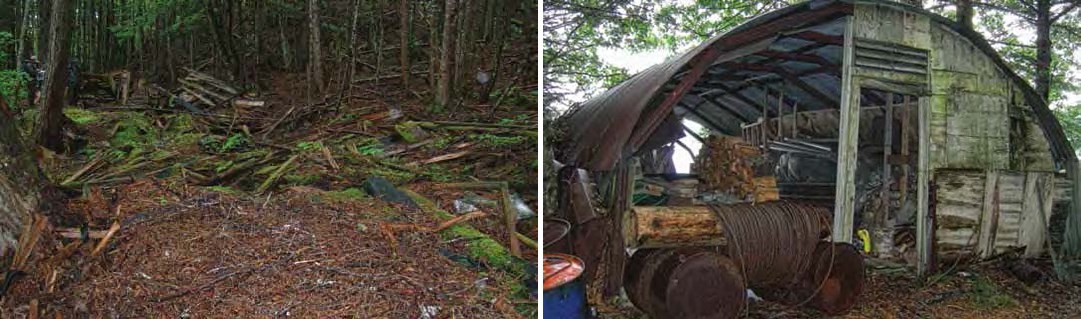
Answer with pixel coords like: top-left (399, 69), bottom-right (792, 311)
top-left (977, 170), bottom-right (999, 258)
top-left (882, 93), bottom-right (894, 227)
top-left (900, 95), bottom-right (911, 204)
top-left (1020, 172), bottom-right (1053, 257)
top-left (917, 95), bottom-right (932, 275)
top-left (832, 16), bottom-right (860, 244)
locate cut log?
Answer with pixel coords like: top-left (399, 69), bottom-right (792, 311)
top-left (625, 206), bottom-right (726, 249)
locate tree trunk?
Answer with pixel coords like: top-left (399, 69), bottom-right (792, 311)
top-left (1035, 0), bottom-right (1052, 102)
top-left (956, 0), bottom-right (974, 29)
top-left (0, 91), bottom-right (41, 260)
top-left (435, 0), bottom-right (458, 109)
top-left (15, 0), bottom-right (31, 66)
top-left (307, 0), bottom-right (325, 93)
top-left (337, 0), bottom-right (360, 109)
top-left (38, 0), bottom-right (51, 59)
top-left (399, 0), bottom-right (410, 87)
top-left (36, 0), bottom-right (74, 152)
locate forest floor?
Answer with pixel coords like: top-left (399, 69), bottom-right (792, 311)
top-left (600, 257), bottom-right (1081, 318)
top-left (1, 68), bottom-right (538, 318)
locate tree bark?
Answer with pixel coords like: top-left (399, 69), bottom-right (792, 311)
top-left (307, 0), bottom-right (325, 93)
top-left (1035, 0), bottom-right (1052, 102)
top-left (435, 0), bottom-right (459, 109)
top-left (956, 0), bottom-right (974, 30)
top-left (0, 91), bottom-right (41, 260)
top-left (38, 0), bottom-right (51, 60)
top-left (36, 0), bottom-right (74, 152)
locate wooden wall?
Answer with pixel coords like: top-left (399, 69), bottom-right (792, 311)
top-left (854, 3), bottom-right (1067, 259)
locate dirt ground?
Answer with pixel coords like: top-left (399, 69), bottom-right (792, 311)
top-left (599, 258), bottom-right (1081, 319)
top-left (3, 180), bottom-right (535, 318)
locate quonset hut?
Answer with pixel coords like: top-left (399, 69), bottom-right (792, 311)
top-left (550, 0), bottom-right (1081, 316)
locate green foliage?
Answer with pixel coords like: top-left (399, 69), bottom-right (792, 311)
top-left (969, 276), bottom-right (1017, 309)
top-left (544, 0), bottom-right (785, 111)
top-left (63, 108), bottom-right (101, 125)
top-left (357, 143), bottom-right (384, 156)
top-left (469, 133), bottom-right (528, 147)
top-left (296, 141), bottom-right (324, 153)
top-left (220, 133), bottom-right (248, 152)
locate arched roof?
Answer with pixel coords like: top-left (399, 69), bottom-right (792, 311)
top-left (556, 0), bottom-right (1073, 171)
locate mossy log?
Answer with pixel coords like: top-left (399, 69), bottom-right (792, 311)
top-left (624, 206), bottom-right (727, 249)
top-left (402, 189), bottom-right (525, 275)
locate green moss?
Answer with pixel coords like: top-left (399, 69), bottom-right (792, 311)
top-left (110, 113), bottom-right (156, 151)
top-left (169, 114), bottom-right (195, 132)
top-left (403, 189), bottom-right (524, 275)
top-left (205, 186), bottom-right (242, 195)
top-left (63, 108), bottom-right (101, 125)
top-left (395, 121), bottom-right (426, 143)
top-left (970, 276), bottom-right (1017, 309)
top-left (323, 187), bottom-right (368, 202)
top-left (284, 173), bottom-right (320, 186)
top-left (169, 133), bottom-right (204, 147)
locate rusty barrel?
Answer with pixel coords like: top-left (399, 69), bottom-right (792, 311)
top-left (543, 254), bottom-right (588, 319)
top-left (625, 248), bottom-right (745, 319)
top-left (666, 252), bottom-right (746, 319)
top-left (800, 242), bottom-right (864, 315)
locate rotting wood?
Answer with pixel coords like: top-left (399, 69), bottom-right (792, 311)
top-left (90, 221), bottom-right (121, 257)
top-left (257, 154), bottom-right (301, 194)
top-left (444, 182), bottom-right (523, 258)
top-left (626, 206), bottom-right (726, 249)
top-left (977, 170), bottom-right (1000, 258)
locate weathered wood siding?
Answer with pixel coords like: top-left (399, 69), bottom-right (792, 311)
top-left (935, 170), bottom-right (1069, 257)
top-left (854, 3), bottom-right (1065, 257)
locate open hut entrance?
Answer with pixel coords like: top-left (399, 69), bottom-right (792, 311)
top-left (633, 15), bottom-right (930, 263)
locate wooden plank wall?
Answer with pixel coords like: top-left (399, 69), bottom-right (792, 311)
top-left (935, 170), bottom-right (1070, 257)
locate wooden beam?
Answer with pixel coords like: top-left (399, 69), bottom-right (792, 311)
top-left (788, 30), bottom-right (845, 46)
top-left (700, 95), bottom-right (754, 123)
top-left (977, 170), bottom-right (1000, 259)
top-left (832, 17), bottom-right (860, 244)
top-left (721, 61), bottom-right (840, 107)
top-left (681, 100), bottom-right (740, 132)
top-left (916, 96), bottom-right (933, 276)
top-left (754, 50), bottom-right (836, 66)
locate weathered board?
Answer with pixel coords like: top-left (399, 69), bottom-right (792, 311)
top-left (934, 169), bottom-right (1069, 257)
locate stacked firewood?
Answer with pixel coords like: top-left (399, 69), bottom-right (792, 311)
top-left (696, 135), bottom-right (779, 203)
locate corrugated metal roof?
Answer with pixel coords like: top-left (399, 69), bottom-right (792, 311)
top-left (555, 0), bottom-right (1075, 172)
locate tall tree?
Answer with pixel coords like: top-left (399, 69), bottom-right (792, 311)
top-left (957, 0), bottom-right (974, 29)
top-left (436, 0), bottom-right (459, 109)
top-left (35, 0), bottom-right (74, 152)
top-left (307, 0), bottom-right (325, 93)
top-left (399, 0), bottom-right (410, 87)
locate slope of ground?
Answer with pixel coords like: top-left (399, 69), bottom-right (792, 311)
top-left (1, 65), bottom-right (538, 318)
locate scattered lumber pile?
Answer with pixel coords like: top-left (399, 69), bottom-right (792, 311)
top-left (695, 135), bottom-right (779, 203)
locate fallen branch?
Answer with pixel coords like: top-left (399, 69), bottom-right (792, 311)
top-left (408, 150), bottom-right (470, 166)
top-left (90, 221), bottom-right (122, 257)
top-left (433, 211), bottom-right (489, 232)
top-left (257, 154), bottom-right (301, 194)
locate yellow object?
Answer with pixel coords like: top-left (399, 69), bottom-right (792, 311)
top-left (857, 229), bottom-right (872, 253)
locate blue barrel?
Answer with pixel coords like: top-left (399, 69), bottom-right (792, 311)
top-left (543, 254), bottom-right (588, 318)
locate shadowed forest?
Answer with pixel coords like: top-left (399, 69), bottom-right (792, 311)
top-left (0, 0), bottom-right (538, 317)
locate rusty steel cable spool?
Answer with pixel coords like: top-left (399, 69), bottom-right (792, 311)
top-left (804, 242), bottom-right (864, 315)
top-left (665, 252), bottom-right (746, 319)
top-left (623, 248), bottom-right (659, 310)
top-left (625, 248), bottom-right (705, 318)
top-left (709, 201), bottom-right (831, 288)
